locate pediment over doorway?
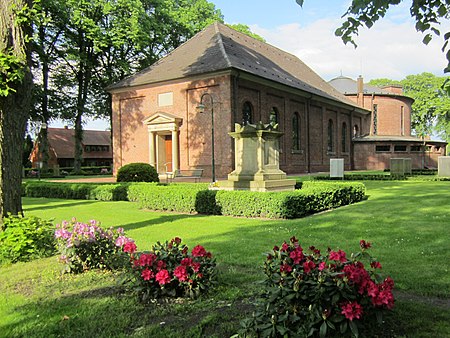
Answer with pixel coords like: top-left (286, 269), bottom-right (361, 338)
top-left (143, 111), bottom-right (182, 132)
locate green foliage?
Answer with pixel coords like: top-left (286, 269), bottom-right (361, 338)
top-left (0, 215), bottom-right (56, 264)
top-left (121, 237), bottom-right (216, 301)
top-left (313, 174), bottom-right (404, 181)
top-left (0, 50), bottom-right (26, 96)
top-left (116, 162), bottom-right (159, 183)
top-left (227, 23), bottom-right (266, 42)
top-left (239, 237), bottom-right (394, 338)
top-left (55, 219), bottom-right (133, 273)
top-left (24, 181), bottom-right (129, 201)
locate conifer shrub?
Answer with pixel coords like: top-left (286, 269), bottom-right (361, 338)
top-left (116, 163), bottom-right (159, 183)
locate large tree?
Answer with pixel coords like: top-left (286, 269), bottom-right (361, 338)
top-left (296, 1), bottom-right (450, 74)
top-left (0, 0), bottom-right (34, 218)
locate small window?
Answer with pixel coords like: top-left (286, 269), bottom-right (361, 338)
top-left (102, 146), bottom-right (109, 152)
top-left (376, 145), bottom-right (391, 152)
top-left (85, 146), bottom-right (90, 152)
top-left (353, 124), bottom-right (359, 138)
top-left (435, 146), bottom-right (441, 153)
top-left (425, 146), bottom-right (431, 152)
top-left (242, 101), bottom-right (253, 125)
top-left (269, 107), bottom-right (279, 126)
top-left (411, 145), bottom-right (422, 152)
top-left (394, 145), bottom-right (407, 152)
top-left (327, 119), bottom-right (334, 152)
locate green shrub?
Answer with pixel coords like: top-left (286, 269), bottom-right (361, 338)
top-left (121, 237), bottom-right (216, 301)
top-left (128, 183), bottom-right (208, 213)
top-left (55, 219), bottom-right (134, 273)
top-left (117, 163), bottom-right (159, 183)
top-left (239, 238), bottom-right (394, 337)
top-left (0, 215), bottom-right (56, 264)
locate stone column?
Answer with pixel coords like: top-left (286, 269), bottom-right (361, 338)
top-left (171, 129), bottom-right (179, 173)
top-left (149, 131), bottom-right (156, 167)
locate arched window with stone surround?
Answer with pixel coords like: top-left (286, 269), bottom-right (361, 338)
top-left (269, 107), bottom-right (279, 126)
top-left (342, 122), bottom-right (347, 153)
top-left (292, 112), bottom-right (300, 151)
top-left (327, 119), bottom-right (334, 152)
top-left (242, 101), bottom-right (253, 125)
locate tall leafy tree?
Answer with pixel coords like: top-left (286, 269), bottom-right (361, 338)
top-left (0, 0), bottom-right (34, 217)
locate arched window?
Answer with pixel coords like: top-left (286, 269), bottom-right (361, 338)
top-left (353, 124), bottom-right (359, 138)
top-left (327, 119), bottom-right (334, 152)
top-left (242, 101), bottom-right (253, 125)
top-left (292, 112), bottom-right (300, 151)
top-left (269, 107), bottom-right (279, 126)
top-left (342, 122), bottom-right (347, 153)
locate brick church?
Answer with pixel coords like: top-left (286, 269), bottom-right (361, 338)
top-left (107, 22), bottom-right (446, 178)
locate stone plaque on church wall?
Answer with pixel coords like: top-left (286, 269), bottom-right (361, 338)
top-left (438, 156), bottom-right (450, 177)
top-left (330, 159), bottom-right (344, 178)
top-left (391, 158), bottom-right (410, 176)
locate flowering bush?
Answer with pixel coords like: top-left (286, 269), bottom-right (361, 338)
top-left (55, 218), bottom-right (134, 273)
top-left (122, 237), bottom-right (216, 301)
top-left (239, 238), bottom-right (394, 338)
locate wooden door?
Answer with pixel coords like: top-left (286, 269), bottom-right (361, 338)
top-left (165, 135), bottom-right (172, 172)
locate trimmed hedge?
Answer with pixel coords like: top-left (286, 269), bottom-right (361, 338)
top-left (22, 181), bottom-right (365, 219)
top-left (313, 174), bottom-right (405, 181)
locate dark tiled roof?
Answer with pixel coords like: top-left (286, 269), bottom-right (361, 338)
top-left (108, 22), bottom-right (363, 111)
top-left (48, 128), bottom-right (111, 159)
top-left (328, 76), bottom-right (392, 95)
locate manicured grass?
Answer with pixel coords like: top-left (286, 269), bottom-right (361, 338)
top-left (0, 181), bottom-right (449, 337)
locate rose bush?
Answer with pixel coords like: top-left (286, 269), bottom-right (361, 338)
top-left (55, 218), bottom-right (134, 273)
top-left (239, 238), bottom-right (394, 337)
top-left (121, 237), bottom-right (216, 301)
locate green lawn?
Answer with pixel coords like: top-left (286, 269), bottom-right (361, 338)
top-left (0, 181), bottom-right (449, 337)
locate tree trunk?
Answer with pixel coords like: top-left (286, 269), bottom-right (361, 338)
top-left (0, 0), bottom-right (33, 218)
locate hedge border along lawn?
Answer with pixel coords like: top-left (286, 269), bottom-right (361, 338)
top-left (22, 181), bottom-right (365, 219)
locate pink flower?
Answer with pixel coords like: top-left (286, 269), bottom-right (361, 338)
top-left (173, 265), bottom-right (188, 282)
top-left (303, 260), bottom-right (316, 274)
top-left (181, 258), bottom-right (193, 266)
top-left (156, 260), bottom-right (166, 271)
top-left (138, 253), bottom-right (156, 267)
top-left (341, 301), bottom-right (363, 321)
top-left (281, 242), bottom-right (289, 252)
top-left (155, 269), bottom-right (171, 285)
top-left (192, 245), bottom-right (207, 257)
top-left (172, 237), bottom-right (182, 244)
top-left (289, 247), bottom-right (304, 264)
top-left (329, 249), bottom-right (347, 263)
top-left (318, 262), bottom-right (327, 271)
top-left (123, 241), bottom-right (137, 253)
top-left (280, 263), bottom-right (292, 273)
top-left (191, 262), bottom-right (201, 272)
top-left (141, 268), bottom-right (154, 281)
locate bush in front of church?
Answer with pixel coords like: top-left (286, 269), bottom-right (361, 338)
top-left (117, 163), bottom-right (159, 183)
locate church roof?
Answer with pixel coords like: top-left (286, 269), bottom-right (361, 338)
top-left (328, 76), bottom-right (393, 95)
top-left (108, 22), bottom-right (364, 112)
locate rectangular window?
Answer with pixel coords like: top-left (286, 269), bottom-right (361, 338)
top-left (394, 145), bottom-right (407, 152)
top-left (375, 145), bottom-right (390, 152)
top-left (373, 104), bottom-right (378, 135)
top-left (401, 106), bottom-right (404, 136)
top-left (410, 145), bottom-right (422, 152)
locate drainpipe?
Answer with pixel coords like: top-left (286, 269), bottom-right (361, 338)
top-left (306, 96), bottom-right (312, 173)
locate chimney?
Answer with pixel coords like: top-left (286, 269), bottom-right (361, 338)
top-left (357, 75), bottom-right (364, 107)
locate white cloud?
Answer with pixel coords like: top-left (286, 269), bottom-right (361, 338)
top-left (251, 18), bottom-right (449, 82)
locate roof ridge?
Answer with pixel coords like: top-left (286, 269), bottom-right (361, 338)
top-left (215, 22), bottom-right (232, 68)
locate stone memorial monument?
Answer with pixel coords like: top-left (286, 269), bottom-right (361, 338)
top-left (390, 158), bottom-right (412, 176)
top-left (216, 122), bottom-right (296, 191)
top-left (330, 159), bottom-right (344, 178)
top-left (438, 156), bottom-right (450, 177)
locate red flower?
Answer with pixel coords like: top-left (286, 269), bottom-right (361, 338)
top-left (191, 262), bottom-right (201, 272)
top-left (329, 249), bottom-right (347, 263)
top-left (289, 236), bottom-right (299, 245)
top-left (289, 247), bottom-right (304, 264)
top-left (281, 242), bottom-right (289, 252)
top-left (192, 245), bottom-right (207, 257)
top-left (172, 237), bottom-right (182, 244)
top-left (370, 261), bottom-right (382, 269)
top-left (173, 265), bottom-right (188, 282)
top-left (273, 245), bottom-right (279, 252)
top-left (138, 253), bottom-right (156, 267)
top-left (280, 263), bottom-right (292, 273)
top-left (123, 241), bottom-right (137, 254)
top-left (181, 257), bottom-right (193, 266)
top-left (318, 262), bottom-right (327, 271)
top-left (197, 273), bottom-right (203, 279)
top-left (360, 240), bottom-right (372, 250)
top-left (156, 260), bottom-right (166, 271)
top-left (141, 268), bottom-right (154, 281)
top-left (341, 301), bottom-right (363, 321)
top-left (303, 260), bottom-right (316, 274)
top-left (155, 269), bottom-right (171, 285)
